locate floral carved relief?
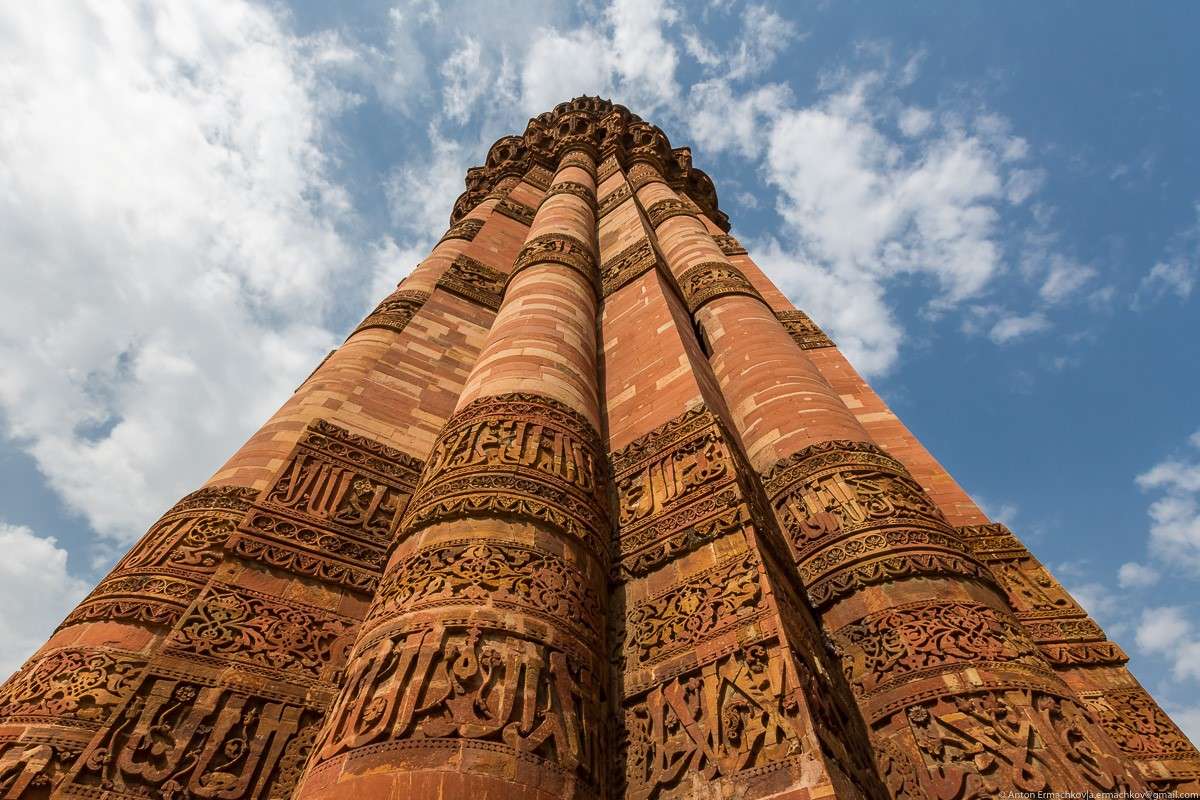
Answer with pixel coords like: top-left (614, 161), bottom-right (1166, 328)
top-left (366, 540), bottom-right (602, 641)
top-left (350, 289), bottom-right (429, 338)
top-left (775, 310), bottom-right (834, 350)
top-left (165, 584), bottom-right (355, 681)
top-left (0, 648), bottom-right (145, 725)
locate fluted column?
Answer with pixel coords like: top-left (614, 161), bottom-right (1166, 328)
top-left (294, 149), bottom-right (609, 800)
top-left (0, 206), bottom-right (505, 799)
top-left (631, 160), bottom-right (1149, 796)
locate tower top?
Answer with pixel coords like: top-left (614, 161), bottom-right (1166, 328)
top-left (451, 94), bottom-right (729, 231)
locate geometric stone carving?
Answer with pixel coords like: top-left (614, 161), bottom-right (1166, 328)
top-left (350, 289), bottom-right (429, 338)
top-left (435, 254), bottom-right (506, 311)
top-left (677, 261), bottom-right (763, 314)
top-left (401, 392), bottom-right (609, 563)
top-left (776, 309), bottom-right (834, 350)
top-left (227, 418), bottom-right (422, 593)
top-left (601, 239), bottom-right (656, 297)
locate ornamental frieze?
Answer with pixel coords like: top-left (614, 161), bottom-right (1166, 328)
top-left (626, 550), bottom-right (763, 667)
top-left (610, 407), bottom-right (752, 578)
top-left (830, 600), bottom-right (1046, 699)
top-left (365, 539), bottom-right (602, 642)
top-left (676, 261), bottom-right (763, 314)
top-left (435, 254), bottom-right (506, 311)
top-left (597, 155), bottom-right (620, 181)
top-left (63, 675), bottom-right (322, 800)
top-left (620, 641), bottom-right (808, 800)
top-left (542, 180), bottom-right (596, 211)
top-left (437, 216), bottom-right (484, 244)
top-left (643, 198), bottom-right (695, 229)
top-left (597, 181), bottom-right (632, 219)
top-left (600, 239), bottom-right (656, 297)
top-left (401, 393), bottom-right (610, 562)
top-left (309, 623), bottom-right (602, 785)
top-left (523, 164), bottom-right (554, 190)
top-left (873, 688), bottom-right (1147, 798)
top-left (626, 162), bottom-right (661, 191)
top-left (164, 583), bottom-right (356, 681)
top-left (495, 195), bottom-right (537, 226)
top-left (230, 418), bottom-right (421, 592)
top-left (350, 289), bottom-right (429, 338)
top-left (0, 741), bottom-right (85, 799)
top-left (58, 572), bottom-right (201, 631)
top-left (0, 647), bottom-right (145, 726)
top-left (775, 309), bottom-right (834, 350)
top-left (1040, 640), bottom-right (1128, 666)
top-left (712, 234), bottom-right (748, 256)
top-left (510, 232), bottom-right (598, 291)
top-left (559, 149), bottom-right (598, 176)
top-left (1080, 687), bottom-right (1200, 761)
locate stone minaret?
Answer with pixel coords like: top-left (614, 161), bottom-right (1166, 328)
top-left (1, 97), bottom-right (1195, 800)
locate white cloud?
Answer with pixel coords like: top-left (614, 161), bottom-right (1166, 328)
top-left (384, 127), bottom-right (468, 236)
top-left (688, 80), bottom-right (791, 158)
top-left (0, 1), bottom-right (359, 545)
top-left (1039, 256), bottom-right (1097, 303)
top-left (1118, 561), bottom-right (1161, 589)
top-left (988, 312), bottom-right (1051, 343)
top-left (1136, 202), bottom-right (1199, 305)
top-left (1136, 431), bottom-right (1200, 574)
top-left (1135, 606), bottom-right (1200, 682)
top-left (897, 106), bottom-right (932, 137)
top-left (0, 522), bottom-right (90, 678)
top-left (519, 27), bottom-right (612, 116)
top-left (725, 5), bottom-right (801, 80)
top-left (1068, 581), bottom-right (1121, 624)
top-left (440, 36), bottom-right (487, 123)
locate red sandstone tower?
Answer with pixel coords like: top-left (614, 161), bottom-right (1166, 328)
top-left (1, 97), bottom-right (1197, 800)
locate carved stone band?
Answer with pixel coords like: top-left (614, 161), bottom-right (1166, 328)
top-left (597, 181), bottom-right (632, 219)
top-left (600, 239), bottom-right (656, 298)
top-left (644, 198), bottom-right (697, 228)
top-left (776, 309), bottom-right (835, 350)
top-left (626, 162), bottom-right (663, 191)
top-left (761, 440), bottom-right (998, 607)
top-left (540, 180), bottom-right (596, 212)
top-left (557, 147), bottom-right (598, 175)
top-left (677, 261), bottom-right (763, 314)
top-left (713, 233), bottom-right (747, 256)
top-left (523, 164), bottom-right (554, 190)
top-left (494, 195), bottom-right (536, 226)
top-left (351, 290), bottom-right (429, 338)
top-left (437, 217), bottom-right (483, 244)
top-left (597, 155), bottom-right (621, 181)
top-left (611, 406), bottom-right (753, 578)
top-left (508, 232), bottom-right (599, 298)
top-left (400, 392), bottom-right (610, 563)
top-left (436, 254), bottom-right (506, 311)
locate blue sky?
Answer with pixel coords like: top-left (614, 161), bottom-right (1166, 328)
top-left (1, 0), bottom-right (1198, 740)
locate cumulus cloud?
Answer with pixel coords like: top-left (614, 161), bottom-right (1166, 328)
top-left (1118, 561), bottom-right (1161, 589)
top-left (988, 312), bottom-right (1051, 343)
top-left (1039, 256), bottom-right (1097, 303)
top-left (1135, 606), bottom-right (1200, 682)
top-left (0, 1), bottom-right (360, 544)
top-left (1136, 430), bottom-right (1200, 574)
top-left (0, 522), bottom-right (90, 677)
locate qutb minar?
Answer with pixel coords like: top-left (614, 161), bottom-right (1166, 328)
top-left (1, 97), bottom-right (1196, 799)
